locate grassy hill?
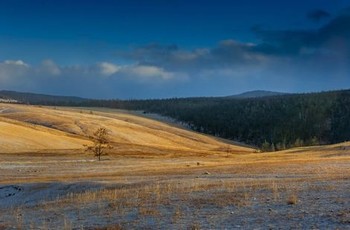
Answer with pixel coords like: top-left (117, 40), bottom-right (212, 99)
top-left (0, 103), bottom-right (253, 154)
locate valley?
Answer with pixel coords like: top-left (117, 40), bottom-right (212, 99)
top-left (0, 103), bottom-right (349, 228)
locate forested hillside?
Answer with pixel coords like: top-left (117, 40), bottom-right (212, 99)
top-left (0, 90), bottom-right (88, 105)
top-left (81, 90), bottom-right (350, 150)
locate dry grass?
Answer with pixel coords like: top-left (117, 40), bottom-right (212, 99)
top-left (1, 159), bottom-right (349, 228)
top-left (0, 118), bottom-right (90, 153)
top-left (32, 177), bottom-right (321, 210)
top-left (287, 194), bottom-right (298, 205)
top-left (6, 173), bottom-right (347, 228)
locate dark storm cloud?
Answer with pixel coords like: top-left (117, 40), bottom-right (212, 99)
top-left (124, 9), bottom-right (350, 71)
top-left (318, 13), bottom-right (350, 41)
top-left (307, 9), bottom-right (330, 22)
top-left (253, 29), bottom-right (315, 56)
top-left (253, 11), bottom-right (350, 57)
top-left (124, 40), bottom-right (266, 73)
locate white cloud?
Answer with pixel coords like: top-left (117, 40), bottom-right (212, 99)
top-left (0, 60), bottom-right (31, 84)
top-left (98, 62), bottom-right (120, 76)
top-left (172, 48), bottom-right (209, 61)
top-left (4, 60), bottom-right (29, 67)
top-left (38, 59), bottom-right (61, 76)
top-left (0, 59), bottom-right (184, 94)
top-left (122, 65), bottom-right (174, 80)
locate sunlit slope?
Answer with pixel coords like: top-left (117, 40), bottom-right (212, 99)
top-left (0, 103), bottom-right (254, 154)
top-left (0, 118), bottom-right (90, 153)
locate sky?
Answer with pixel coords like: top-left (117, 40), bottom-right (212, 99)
top-left (1, 0), bottom-right (350, 99)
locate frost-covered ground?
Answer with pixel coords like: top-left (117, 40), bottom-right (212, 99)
top-left (0, 152), bottom-right (349, 229)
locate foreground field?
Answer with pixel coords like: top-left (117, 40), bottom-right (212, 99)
top-left (0, 103), bottom-right (349, 229)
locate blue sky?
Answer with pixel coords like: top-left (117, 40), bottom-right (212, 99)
top-left (1, 0), bottom-right (350, 98)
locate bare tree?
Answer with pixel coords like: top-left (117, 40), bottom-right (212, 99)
top-left (85, 127), bottom-right (112, 161)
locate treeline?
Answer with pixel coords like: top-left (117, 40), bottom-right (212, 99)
top-left (75, 90), bottom-right (350, 150)
top-left (0, 90), bottom-right (87, 105)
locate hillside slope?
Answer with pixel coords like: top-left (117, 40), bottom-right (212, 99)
top-left (0, 103), bottom-right (254, 154)
top-left (0, 119), bottom-right (90, 153)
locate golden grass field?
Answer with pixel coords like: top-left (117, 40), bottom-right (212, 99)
top-left (0, 103), bottom-right (349, 229)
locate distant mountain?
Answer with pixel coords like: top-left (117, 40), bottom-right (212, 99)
top-left (0, 90), bottom-right (89, 105)
top-left (0, 89), bottom-right (289, 104)
top-left (227, 90), bottom-right (288, 99)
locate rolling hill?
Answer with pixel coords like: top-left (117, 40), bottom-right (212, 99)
top-left (0, 103), bottom-right (253, 154)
